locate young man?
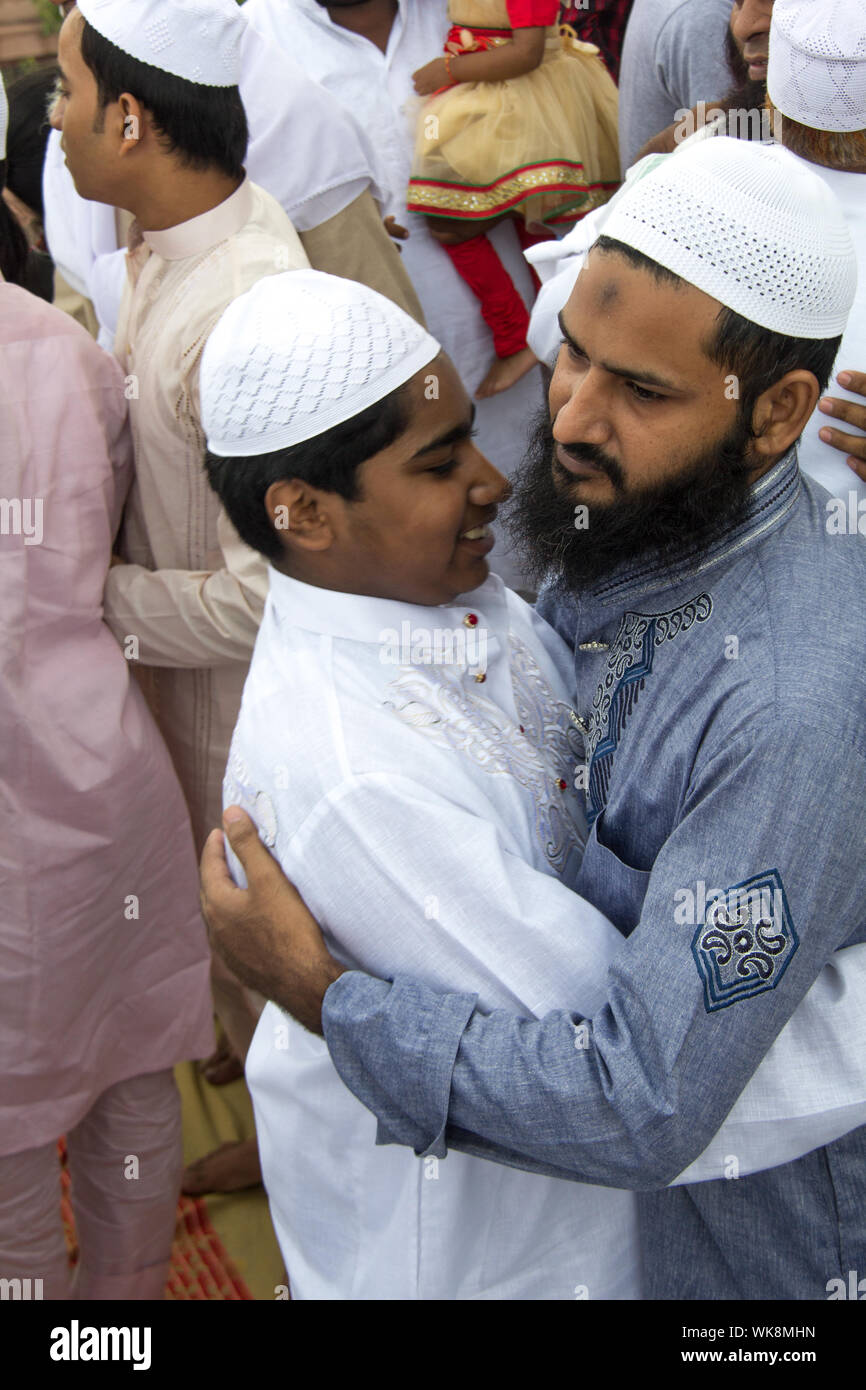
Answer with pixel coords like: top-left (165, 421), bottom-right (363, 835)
top-left (202, 140), bottom-right (866, 1299)
top-left (201, 258), bottom-right (866, 1299)
top-left (52, 0), bottom-right (309, 1082)
top-left (42, 0), bottom-right (421, 351)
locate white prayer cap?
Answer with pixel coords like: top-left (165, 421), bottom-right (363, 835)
top-left (599, 137), bottom-right (857, 339)
top-left (768, 0), bottom-right (866, 134)
top-left (202, 271), bottom-right (442, 457)
top-left (0, 71), bottom-right (7, 162)
top-left (76, 0), bottom-right (245, 87)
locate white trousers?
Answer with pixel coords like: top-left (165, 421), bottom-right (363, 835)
top-left (0, 1068), bottom-right (182, 1300)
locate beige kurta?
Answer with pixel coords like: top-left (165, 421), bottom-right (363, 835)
top-left (102, 178), bottom-right (309, 848)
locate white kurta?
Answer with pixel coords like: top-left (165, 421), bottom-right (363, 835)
top-left (230, 570), bottom-right (640, 1300)
top-left (242, 0), bottom-right (547, 587)
top-left (228, 568), bottom-right (866, 1298)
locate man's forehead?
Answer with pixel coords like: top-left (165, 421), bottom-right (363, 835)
top-left (569, 250), bottom-right (720, 334)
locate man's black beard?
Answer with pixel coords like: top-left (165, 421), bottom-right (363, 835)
top-left (722, 27), bottom-right (768, 123)
top-left (505, 409), bottom-right (758, 595)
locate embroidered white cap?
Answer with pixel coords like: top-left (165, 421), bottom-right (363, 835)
top-left (768, 0), bottom-right (866, 134)
top-left (0, 71), bottom-right (7, 163)
top-left (202, 271), bottom-right (442, 457)
top-left (76, 0), bottom-right (245, 87)
top-left (599, 136), bottom-right (857, 339)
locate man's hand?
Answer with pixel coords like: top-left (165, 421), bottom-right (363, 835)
top-left (818, 370), bottom-right (866, 483)
top-left (199, 807), bottom-right (344, 1035)
top-left (413, 57), bottom-right (450, 95)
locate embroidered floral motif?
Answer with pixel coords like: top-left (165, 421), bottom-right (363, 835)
top-left (383, 634), bottom-right (586, 875)
top-left (585, 593), bottom-right (713, 825)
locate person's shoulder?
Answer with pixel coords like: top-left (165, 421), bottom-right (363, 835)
top-left (0, 283), bottom-right (124, 388)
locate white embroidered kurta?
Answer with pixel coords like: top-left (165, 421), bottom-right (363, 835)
top-left (101, 178), bottom-right (309, 847)
top-left (230, 569), bottom-right (640, 1300)
top-left (243, 0), bottom-right (547, 587)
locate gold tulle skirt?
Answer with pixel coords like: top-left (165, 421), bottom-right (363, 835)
top-left (408, 29), bottom-right (621, 228)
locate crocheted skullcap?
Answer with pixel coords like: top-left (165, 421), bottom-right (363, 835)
top-left (76, 0), bottom-right (244, 87)
top-left (600, 136), bottom-right (857, 339)
top-left (768, 0), bottom-right (866, 134)
top-left (202, 270), bottom-right (442, 457)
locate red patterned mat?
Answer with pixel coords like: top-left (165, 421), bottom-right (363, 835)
top-left (59, 1139), bottom-right (254, 1301)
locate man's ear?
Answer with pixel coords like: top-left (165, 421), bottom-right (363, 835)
top-left (116, 94), bottom-right (145, 155)
top-left (750, 370), bottom-right (820, 458)
top-left (265, 480), bottom-right (336, 554)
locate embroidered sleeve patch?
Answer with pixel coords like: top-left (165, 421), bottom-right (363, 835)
top-left (691, 870), bottom-right (798, 1013)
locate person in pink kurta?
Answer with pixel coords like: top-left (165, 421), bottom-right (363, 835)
top-left (0, 277), bottom-right (214, 1299)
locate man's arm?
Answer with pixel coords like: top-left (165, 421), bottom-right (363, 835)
top-left (298, 189), bottom-right (427, 327)
top-left (103, 510), bottom-right (269, 667)
top-left (321, 716), bottom-right (866, 1188)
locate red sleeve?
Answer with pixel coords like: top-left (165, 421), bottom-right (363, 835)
top-left (505, 0), bottom-right (559, 27)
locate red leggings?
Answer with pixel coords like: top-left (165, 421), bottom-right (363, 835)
top-left (441, 224), bottom-right (556, 357)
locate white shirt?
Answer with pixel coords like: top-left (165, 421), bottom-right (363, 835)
top-left (242, 0), bottom-right (546, 587)
top-left (229, 568), bottom-right (866, 1298)
top-left (795, 163), bottom-right (866, 505)
top-left (233, 570), bottom-right (640, 1300)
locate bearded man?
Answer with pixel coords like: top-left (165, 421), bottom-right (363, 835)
top-left (202, 136), bottom-right (866, 1300)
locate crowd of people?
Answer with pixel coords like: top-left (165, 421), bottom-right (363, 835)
top-left (1, 0), bottom-right (866, 1303)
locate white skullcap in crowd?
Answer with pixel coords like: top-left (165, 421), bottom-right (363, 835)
top-left (76, 0), bottom-right (245, 87)
top-left (600, 137), bottom-right (857, 340)
top-left (768, 0), bottom-right (866, 134)
top-left (202, 271), bottom-right (442, 457)
top-left (0, 70), bottom-right (7, 163)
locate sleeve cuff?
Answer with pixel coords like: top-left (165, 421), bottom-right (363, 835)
top-left (322, 971), bottom-right (478, 1158)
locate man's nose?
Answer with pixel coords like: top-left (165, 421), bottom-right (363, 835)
top-left (551, 368), bottom-right (612, 449)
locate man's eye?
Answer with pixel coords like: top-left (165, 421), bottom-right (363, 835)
top-left (427, 459), bottom-right (458, 476)
top-left (629, 382), bottom-right (665, 403)
top-left (561, 338), bottom-right (587, 364)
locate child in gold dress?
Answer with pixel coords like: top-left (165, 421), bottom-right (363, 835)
top-left (409, 0), bottom-right (620, 398)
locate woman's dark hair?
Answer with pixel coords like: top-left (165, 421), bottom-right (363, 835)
top-left (5, 65), bottom-right (58, 216)
top-left (594, 236), bottom-right (842, 426)
top-left (80, 20), bottom-right (248, 180)
top-left (0, 159), bottom-right (30, 286)
top-left (205, 382), bottom-right (412, 563)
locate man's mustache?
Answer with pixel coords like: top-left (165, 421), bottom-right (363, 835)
top-left (554, 439), bottom-right (625, 488)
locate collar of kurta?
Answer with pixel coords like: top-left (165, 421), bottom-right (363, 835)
top-left (588, 447), bottom-right (803, 607)
top-left (266, 565), bottom-right (510, 649)
top-left (129, 176), bottom-right (254, 262)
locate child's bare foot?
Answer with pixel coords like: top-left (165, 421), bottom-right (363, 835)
top-left (476, 346), bottom-right (539, 399)
top-left (182, 1139), bottom-right (262, 1195)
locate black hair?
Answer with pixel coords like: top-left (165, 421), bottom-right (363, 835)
top-left (594, 235), bottom-right (842, 424)
top-left (0, 159), bottom-right (30, 286)
top-left (204, 382), bottom-right (412, 563)
top-left (5, 65), bottom-right (59, 216)
top-left (79, 20), bottom-right (248, 180)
